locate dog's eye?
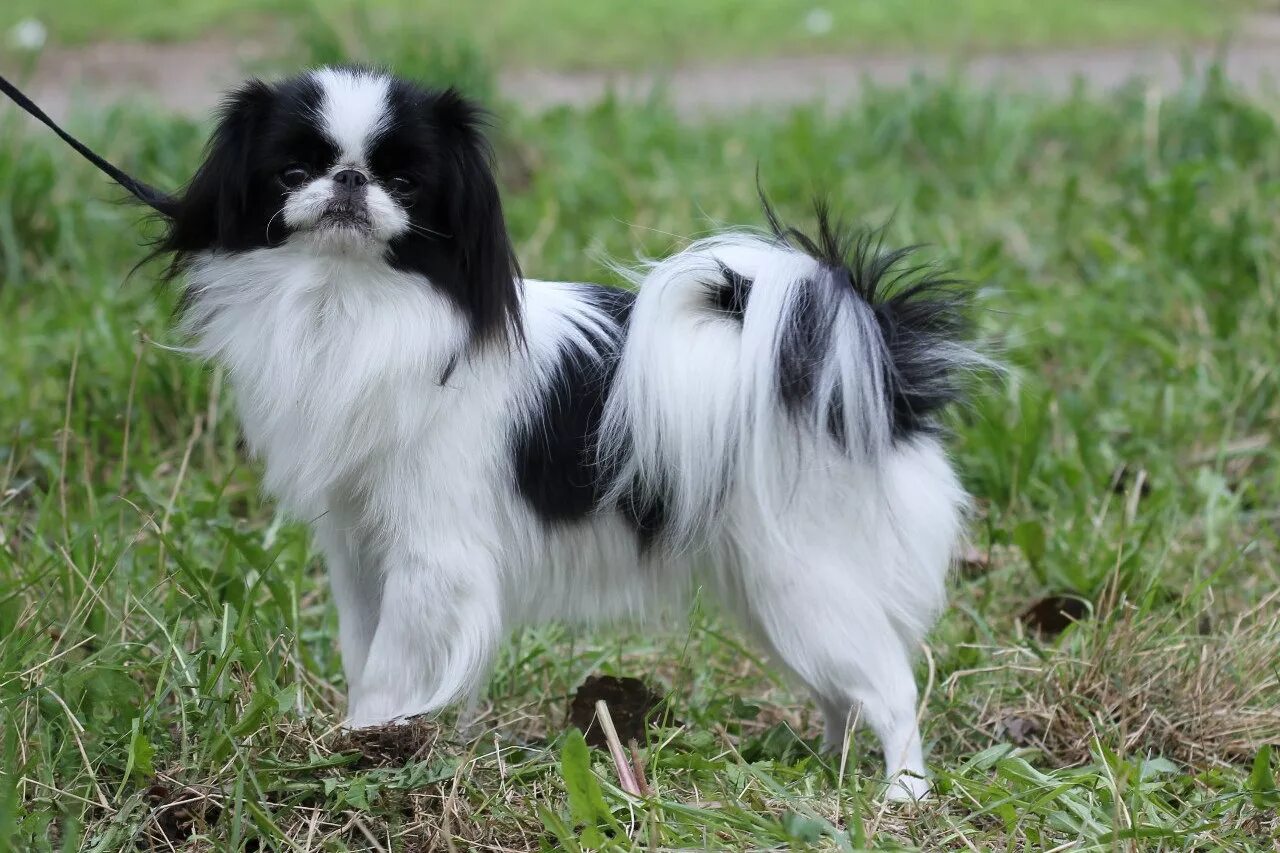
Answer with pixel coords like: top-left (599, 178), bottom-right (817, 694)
top-left (278, 166), bottom-right (310, 189)
top-left (389, 174), bottom-right (419, 194)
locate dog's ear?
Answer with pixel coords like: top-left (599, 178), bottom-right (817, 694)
top-left (432, 90), bottom-right (524, 348)
top-left (162, 80), bottom-right (275, 259)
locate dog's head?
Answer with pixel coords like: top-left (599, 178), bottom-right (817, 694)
top-left (162, 65), bottom-right (521, 345)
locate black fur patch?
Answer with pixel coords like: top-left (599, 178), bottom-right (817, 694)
top-left (616, 478), bottom-right (667, 550)
top-left (159, 74), bottom-right (333, 290)
top-left (762, 195), bottom-right (974, 441)
top-left (775, 281), bottom-right (829, 417)
top-left (437, 352), bottom-right (460, 387)
top-left (513, 285), bottom-right (666, 545)
top-left (376, 81), bottom-right (523, 349)
top-left (707, 261), bottom-right (752, 320)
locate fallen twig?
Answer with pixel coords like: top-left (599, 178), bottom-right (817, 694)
top-left (595, 700), bottom-right (644, 797)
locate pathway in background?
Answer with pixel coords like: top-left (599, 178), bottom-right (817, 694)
top-left (7, 18), bottom-right (1280, 122)
top-left (506, 39), bottom-right (1280, 117)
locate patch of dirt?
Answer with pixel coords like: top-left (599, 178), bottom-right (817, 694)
top-left (991, 595), bottom-right (1280, 767)
top-left (996, 714), bottom-right (1044, 747)
top-left (1020, 594), bottom-right (1091, 637)
top-left (143, 780), bottom-right (223, 848)
top-left (568, 674), bottom-right (669, 748)
top-left (334, 716), bottom-right (444, 769)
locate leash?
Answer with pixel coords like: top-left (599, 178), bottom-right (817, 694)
top-left (0, 73), bottom-right (176, 217)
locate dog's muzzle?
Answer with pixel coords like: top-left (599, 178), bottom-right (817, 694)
top-left (322, 169), bottom-right (372, 230)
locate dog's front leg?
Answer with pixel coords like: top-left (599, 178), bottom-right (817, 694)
top-left (313, 514), bottom-right (382, 714)
top-left (344, 540), bottom-right (502, 729)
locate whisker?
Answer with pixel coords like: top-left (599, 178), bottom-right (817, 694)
top-left (404, 222), bottom-right (452, 239)
top-left (265, 207), bottom-right (287, 243)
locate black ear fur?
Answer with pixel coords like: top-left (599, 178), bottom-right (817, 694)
top-left (433, 90), bottom-right (524, 349)
top-left (158, 80), bottom-right (276, 278)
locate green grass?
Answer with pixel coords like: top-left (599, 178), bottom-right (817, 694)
top-left (0, 0), bottom-right (1266, 69)
top-left (2, 62), bottom-right (1280, 849)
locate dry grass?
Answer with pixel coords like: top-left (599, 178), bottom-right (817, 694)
top-left (1014, 592), bottom-right (1280, 768)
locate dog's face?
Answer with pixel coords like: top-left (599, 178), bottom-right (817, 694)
top-left (163, 66), bottom-right (522, 345)
top-left (272, 68), bottom-right (413, 251)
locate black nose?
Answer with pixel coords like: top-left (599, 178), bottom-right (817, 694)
top-left (333, 169), bottom-right (368, 188)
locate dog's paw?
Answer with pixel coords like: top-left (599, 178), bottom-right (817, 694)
top-left (343, 694), bottom-right (425, 730)
top-left (341, 712), bottom-right (404, 731)
top-left (883, 773), bottom-right (931, 803)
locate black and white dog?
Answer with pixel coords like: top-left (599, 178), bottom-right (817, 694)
top-left (3, 66), bottom-right (984, 799)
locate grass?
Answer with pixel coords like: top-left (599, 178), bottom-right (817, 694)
top-left (2, 57), bottom-right (1280, 850)
top-left (0, 0), bottom-right (1268, 69)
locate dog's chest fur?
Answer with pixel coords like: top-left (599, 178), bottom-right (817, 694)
top-left (182, 249), bottom-right (491, 517)
top-left (179, 248), bottom-right (636, 540)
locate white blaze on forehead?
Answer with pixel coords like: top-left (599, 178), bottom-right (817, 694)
top-left (312, 67), bottom-right (391, 164)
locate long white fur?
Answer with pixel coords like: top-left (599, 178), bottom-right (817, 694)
top-left (598, 236), bottom-right (965, 799)
top-left (180, 67), bottom-right (968, 801)
top-left (599, 237), bottom-right (904, 549)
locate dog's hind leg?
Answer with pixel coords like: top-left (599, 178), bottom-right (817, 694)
top-left (731, 548), bottom-right (931, 800)
top-left (728, 438), bottom-right (964, 800)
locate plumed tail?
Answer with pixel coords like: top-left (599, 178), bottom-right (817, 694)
top-left (0, 73), bottom-right (176, 216)
top-left (760, 196), bottom-right (982, 447)
top-left (599, 199), bottom-right (986, 549)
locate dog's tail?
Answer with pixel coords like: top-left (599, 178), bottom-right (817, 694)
top-left (599, 198), bottom-right (986, 549)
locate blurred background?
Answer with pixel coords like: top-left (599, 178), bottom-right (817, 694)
top-left (3, 0), bottom-right (1280, 117)
top-left (1, 2), bottom-right (1278, 851)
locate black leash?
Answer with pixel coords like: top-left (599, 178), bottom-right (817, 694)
top-left (0, 73), bottom-right (176, 217)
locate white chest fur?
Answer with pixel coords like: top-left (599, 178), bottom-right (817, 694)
top-left (182, 248), bottom-right (477, 516)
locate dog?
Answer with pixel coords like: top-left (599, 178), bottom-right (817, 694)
top-left (2, 65), bottom-right (982, 799)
